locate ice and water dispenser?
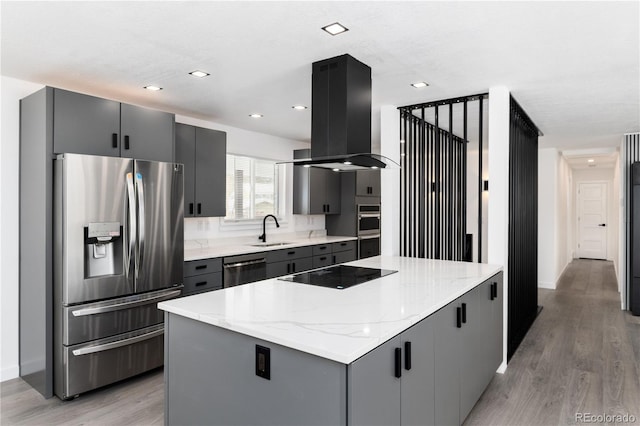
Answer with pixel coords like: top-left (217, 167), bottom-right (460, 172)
top-left (84, 222), bottom-right (123, 278)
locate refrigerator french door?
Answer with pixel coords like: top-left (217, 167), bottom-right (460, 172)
top-left (54, 153), bottom-right (184, 399)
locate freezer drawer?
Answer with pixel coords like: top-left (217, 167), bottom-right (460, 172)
top-left (63, 287), bottom-right (182, 346)
top-left (57, 324), bottom-right (164, 399)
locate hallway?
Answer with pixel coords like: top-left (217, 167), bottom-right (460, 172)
top-left (466, 259), bottom-right (640, 425)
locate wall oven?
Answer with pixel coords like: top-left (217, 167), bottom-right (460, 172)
top-left (358, 204), bottom-right (380, 259)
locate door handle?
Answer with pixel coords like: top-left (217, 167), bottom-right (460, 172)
top-left (461, 303), bottom-right (467, 324)
top-left (189, 203), bottom-right (194, 215)
top-left (456, 306), bottom-right (462, 328)
top-left (394, 348), bottom-right (402, 378)
top-left (72, 288), bottom-right (182, 317)
top-left (135, 172), bottom-right (145, 279)
top-left (404, 341), bottom-right (412, 371)
top-left (197, 203), bottom-right (202, 215)
top-left (598, 223), bottom-right (606, 227)
top-left (125, 172), bottom-right (136, 278)
top-left (124, 135), bottom-right (130, 150)
top-left (72, 326), bottom-right (163, 356)
top-left (112, 133), bottom-right (118, 148)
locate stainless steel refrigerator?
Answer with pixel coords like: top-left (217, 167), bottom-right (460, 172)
top-left (53, 153), bottom-right (184, 399)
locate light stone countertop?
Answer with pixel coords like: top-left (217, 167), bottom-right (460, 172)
top-left (159, 255), bottom-right (503, 364)
top-left (184, 235), bottom-right (358, 261)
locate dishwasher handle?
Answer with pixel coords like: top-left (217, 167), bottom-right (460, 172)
top-left (223, 258), bottom-right (266, 269)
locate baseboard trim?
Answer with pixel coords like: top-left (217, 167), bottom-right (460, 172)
top-left (538, 281), bottom-right (555, 289)
top-left (0, 365), bottom-right (19, 382)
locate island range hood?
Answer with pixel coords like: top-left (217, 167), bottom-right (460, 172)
top-left (282, 54), bottom-right (398, 171)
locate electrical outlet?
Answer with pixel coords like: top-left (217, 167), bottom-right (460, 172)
top-left (255, 345), bottom-right (270, 380)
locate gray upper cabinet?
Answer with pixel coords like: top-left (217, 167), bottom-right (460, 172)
top-left (356, 169), bottom-right (381, 197)
top-left (52, 88), bottom-right (175, 162)
top-left (293, 149), bottom-right (341, 215)
top-left (53, 89), bottom-right (121, 157)
top-left (175, 123), bottom-right (227, 217)
top-left (120, 103), bottom-right (174, 162)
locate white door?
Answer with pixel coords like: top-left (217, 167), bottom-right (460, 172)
top-left (577, 182), bottom-right (607, 259)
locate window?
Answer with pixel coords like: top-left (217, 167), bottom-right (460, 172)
top-left (225, 154), bottom-right (283, 220)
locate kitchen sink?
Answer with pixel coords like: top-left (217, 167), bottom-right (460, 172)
top-left (249, 242), bottom-right (293, 247)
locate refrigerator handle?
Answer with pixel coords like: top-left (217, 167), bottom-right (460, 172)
top-left (135, 172), bottom-right (145, 279)
top-left (125, 173), bottom-right (136, 278)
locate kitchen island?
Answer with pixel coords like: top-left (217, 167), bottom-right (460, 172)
top-left (159, 256), bottom-right (503, 426)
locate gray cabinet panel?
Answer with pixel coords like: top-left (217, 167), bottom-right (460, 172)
top-left (348, 336), bottom-right (401, 426)
top-left (356, 169), bottom-right (381, 197)
top-left (166, 314), bottom-right (346, 426)
top-left (312, 244), bottom-right (332, 256)
top-left (292, 257), bottom-right (313, 274)
top-left (53, 89), bottom-right (120, 156)
top-left (325, 170), bottom-right (341, 213)
top-left (489, 274), bottom-right (504, 379)
top-left (120, 103), bottom-right (174, 162)
top-left (333, 249), bottom-right (356, 264)
top-left (184, 258), bottom-right (222, 277)
top-left (333, 240), bottom-right (356, 253)
top-left (195, 127), bottom-right (226, 217)
top-left (183, 272), bottom-right (222, 295)
top-left (293, 149), bottom-right (341, 215)
top-left (313, 254), bottom-right (332, 269)
top-left (266, 246), bottom-right (313, 263)
top-left (175, 124), bottom-right (196, 217)
top-left (309, 168), bottom-right (327, 214)
top-left (402, 318), bottom-right (435, 426)
top-left (433, 303), bottom-right (461, 426)
top-left (266, 260), bottom-right (290, 279)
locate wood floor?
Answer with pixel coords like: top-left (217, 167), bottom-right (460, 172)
top-left (466, 259), bottom-right (640, 425)
top-left (1, 259), bottom-right (638, 425)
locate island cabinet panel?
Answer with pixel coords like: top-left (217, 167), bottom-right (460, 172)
top-left (266, 257), bottom-right (313, 278)
top-left (433, 302), bottom-right (462, 426)
top-left (348, 316), bottom-right (435, 426)
top-left (165, 314), bottom-right (347, 426)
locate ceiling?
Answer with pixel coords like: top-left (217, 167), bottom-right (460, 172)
top-left (1, 1), bottom-right (638, 150)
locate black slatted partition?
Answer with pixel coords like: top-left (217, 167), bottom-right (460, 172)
top-left (624, 133), bottom-right (640, 312)
top-left (399, 94), bottom-right (487, 261)
top-left (507, 96), bottom-right (541, 359)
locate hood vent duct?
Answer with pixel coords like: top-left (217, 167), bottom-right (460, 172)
top-left (280, 54), bottom-right (398, 171)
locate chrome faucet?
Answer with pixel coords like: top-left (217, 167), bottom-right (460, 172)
top-left (259, 214), bottom-right (280, 243)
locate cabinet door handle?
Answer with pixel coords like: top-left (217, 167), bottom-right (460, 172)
top-left (124, 135), bottom-right (130, 150)
top-left (456, 307), bottom-right (462, 328)
top-left (112, 133), bottom-right (118, 148)
top-left (394, 348), bottom-right (402, 378)
top-left (197, 203), bottom-right (202, 215)
top-left (319, 256), bottom-right (327, 261)
top-left (332, 255), bottom-right (336, 264)
top-left (461, 303), bottom-right (467, 324)
top-left (287, 251), bottom-right (295, 255)
top-left (292, 262), bottom-right (296, 273)
top-left (195, 265), bottom-right (207, 270)
top-left (493, 282), bottom-right (498, 299)
top-left (404, 341), bottom-right (412, 371)
top-left (189, 203), bottom-right (194, 215)
top-left (287, 263), bottom-right (290, 274)
top-left (319, 246), bottom-right (327, 251)
top-left (195, 281), bottom-right (207, 287)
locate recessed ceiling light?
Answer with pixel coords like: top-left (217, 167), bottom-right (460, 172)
top-left (303, 164), bottom-right (311, 168)
top-left (343, 161), bottom-right (352, 165)
top-left (322, 22), bottom-right (348, 36)
top-left (189, 70), bottom-right (209, 78)
top-left (411, 82), bottom-right (429, 88)
top-left (587, 158), bottom-right (595, 163)
top-left (292, 105), bottom-right (308, 110)
top-left (249, 113), bottom-right (263, 118)
top-left (332, 168), bottom-right (340, 172)
top-left (144, 85), bottom-right (162, 91)
top-left (371, 166), bottom-right (379, 169)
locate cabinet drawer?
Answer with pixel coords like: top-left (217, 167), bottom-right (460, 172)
top-left (183, 272), bottom-right (222, 295)
top-left (184, 258), bottom-right (222, 277)
top-left (332, 240), bottom-right (356, 253)
top-left (313, 254), bottom-right (333, 269)
top-left (312, 244), bottom-right (332, 256)
top-left (333, 249), bottom-right (356, 264)
top-left (266, 246), bottom-right (313, 263)
top-left (266, 257), bottom-right (313, 279)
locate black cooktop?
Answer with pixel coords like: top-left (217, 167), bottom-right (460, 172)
top-left (279, 265), bottom-right (397, 289)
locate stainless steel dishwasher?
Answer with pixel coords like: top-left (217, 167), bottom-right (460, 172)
top-left (223, 253), bottom-right (267, 287)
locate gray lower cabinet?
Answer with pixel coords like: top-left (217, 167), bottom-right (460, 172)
top-left (175, 123), bottom-right (227, 217)
top-left (183, 258), bottom-right (223, 296)
top-left (313, 254), bottom-right (333, 268)
top-left (332, 240), bottom-right (357, 264)
top-left (434, 277), bottom-right (502, 425)
top-left (164, 273), bottom-right (502, 426)
top-left (349, 316), bottom-right (435, 426)
top-left (53, 88), bottom-right (174, 162)
top-left (293, 149), bottom-right (341, 215)
top-left (267, 257), bottom-right (313, 278)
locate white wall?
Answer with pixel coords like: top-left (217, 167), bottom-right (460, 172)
top-left (572, 167), bottom-right (617, 266)
top-left (537, 149), bottom-right (572, 289)
top-left (380, 105), bottom-right (400, 256)
top-left (487, 86), bottom-right (510, 374)
top-left (612, 152), bottom-right (622, 288)
top-left (0, 77), bottom-right (319, 381)
top-left (1, 77), bottom-right (46, 381)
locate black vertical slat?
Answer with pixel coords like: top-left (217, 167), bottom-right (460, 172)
top-left (402, 111), bottom-right (408, 256)
top-left (420, 108), bottom-right (426, 258)
top-left (478, 99), bottom-right (484, 263)
top-left (434, 106), bottom-right (440, 258)
top-left (463, 101), bottom-right (468, 261)
top-left (447, 103), bottom-right (453, 259)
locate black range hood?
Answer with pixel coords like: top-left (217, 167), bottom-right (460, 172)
top-left (281, 54), bottom-right (398, 171)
